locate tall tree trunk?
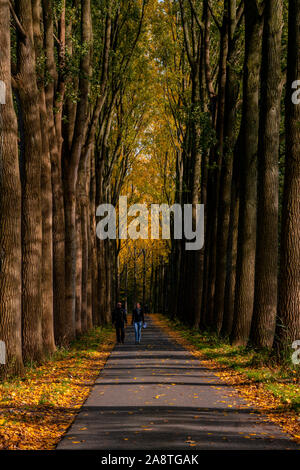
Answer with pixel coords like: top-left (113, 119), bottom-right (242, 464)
top-left (214, 1), bottom-right (240, 333)
top-left (86, 154), bottom-right (93, 330)
top-left (116, 250), bottom-right (120, 303)
top-left (54, 0), bottom-right (66, 158)
top-left (222, 134), bottom-right (241, 337)
top-left (124, 264), bottom-right (128, 313)
top-left (206, 8), bottom-right (229, 329)
top-left (81, 201), bottom-right (88, 333)
top-left (43, 0), bottom-right (66, 346)
top-left (98, 239), bottom-right (107, 323)
top-left (32, 0), bottom-right (56, 355)
top-left (105, 239), bottom-right (112, 322)
top-left (87, 211), bottom-right (93, 329)
top-left (96, 156), bottom-right (107, 324)
top-left (0, 0), bottom-right (23, 376)
top-left (142, 249), bottom-right (146, 307)
top-left (231, 0), bottom-right (263, 346)
top-left (133, 246), bottom-right (137, 306)
top-left (90, 151), bottom-right (99, 325)
top-left (64, 183), bottom-right (77, 340)
top-left (63, 0), bottom-right (92, 341)
top-left (274, 0), bottom-right (300, 355)
top-left (76, 154), bottom-right (88, 334)
top-left (75, 200), bottom-right (82, 337)
top-left (250, 0), bottom-right (282, 348)
top-left (17, 0), bottom-right (44, 362)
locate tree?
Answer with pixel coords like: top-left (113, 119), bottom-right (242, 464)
top-left (274, 0), bottom-right (300, 355)
top-left (0, 0), bottom-right (299, 378)
top-left (43, 0), bottom-right (67, 346)
top-left (0, 0), bottom-right (23, 376)
top-left (32, 0), bottom-right (56, 355)
top-left (17, 0), bottom-right (44, 362)
top-left (250, 0), bottom-right (283, 349)
top-left (213, 0), bottom-right (243, 334)
top-left (231, 0), bottom-right (263, 346)
top-left (63, 0), bottom-right (92, 341)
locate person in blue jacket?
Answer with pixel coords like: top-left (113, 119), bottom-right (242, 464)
top-left (132, 302), bottom-right (144, 344)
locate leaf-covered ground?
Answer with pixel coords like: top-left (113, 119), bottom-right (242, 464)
top-left (0, 326), bottom-right (115, 450)
top-left (1, 316), bottom-right (299, 449)
top-left (153, 314), bottom-right (300, 443)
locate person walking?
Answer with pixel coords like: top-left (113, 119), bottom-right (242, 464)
top-left (112, 302), bottom-right (127, 344)
top-left (132, 302), bottom-right (144, 344)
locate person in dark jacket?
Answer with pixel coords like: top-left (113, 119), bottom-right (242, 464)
top-left (112, 302), bottom-right (127, 344)
top-left (132, 302), bottom-right (144, 344)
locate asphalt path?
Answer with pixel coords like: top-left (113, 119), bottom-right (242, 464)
top-left (57, 315), bottom-right (298, 450)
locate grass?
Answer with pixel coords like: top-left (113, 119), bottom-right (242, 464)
top-left (0, 324), bottom-right (115, 449)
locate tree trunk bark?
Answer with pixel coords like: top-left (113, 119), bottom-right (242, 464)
top-left (81, 201), bottom-right (88, 333)
top-left (32, 0), bottom-right (56, 355)
top-left (274, 0), bottom-right (300, 356)
top-left (17, 0), bottom-right (44, 363)
top-left (222, 133), bottom-right (241, 337)
top-left (231, 0), bottom-right (263, 346)
top-left (86, 154), bottom-right (93, 330)
top-left (142, 250), bottom-right (146, 307)
top-left (214, 3), bottom-right (239, 333)
top-left (206, 9), bottom-right (229, 330)
top-left (64, 186), bottom-right (77, 340)
top-left (63, 0), bottom-right (92, 340)
top-left (43, 0), bottom-right (66, 346)
top-left (250, 0), bottom-right (282, 349)
top-left (0, 0), bottom-right (23, 377)
top-left (75, 198), bottom-right (82, 337)
top-left (90, 151), bottom-right (99, 325)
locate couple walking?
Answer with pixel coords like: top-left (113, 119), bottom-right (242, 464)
top-left (112, 302), bottom-right (147, 345)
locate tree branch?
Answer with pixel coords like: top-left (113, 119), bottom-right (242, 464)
top-left (179, 0), bottom-right (195, 68)
top-left (188, 0), bottom-right (204, 31)
top-left (207, 1), bottom-right (222, 31)
top-left (9, 1), bottom-right (27, 40)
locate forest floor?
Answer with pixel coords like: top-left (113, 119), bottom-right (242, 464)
top-left (153, 314), bottom-right (300, 443)
top-left (58, 315), bottom-right (299, 450)
top-left (0, 326), bottom-right (115, 449)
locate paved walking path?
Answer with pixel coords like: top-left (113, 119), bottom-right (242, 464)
top-left (57, 315), bottom-right (298, 450)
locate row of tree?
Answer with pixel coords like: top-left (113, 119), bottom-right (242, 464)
top-left (1, 0), bottom-right (299, 378)
top-left (148, 0), bottom-right (299, 358)
top-left (0, 0), bottom-right (149, 377)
